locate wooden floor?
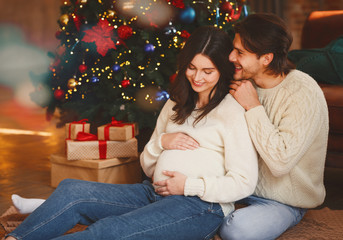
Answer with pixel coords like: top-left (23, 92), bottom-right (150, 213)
top-left (1, 84), bottom-right (343, 215)
top-left (0, 85), bottom-right (64, 213)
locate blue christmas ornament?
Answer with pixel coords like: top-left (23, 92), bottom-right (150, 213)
top-left (179, 7), bottom-right (196, 24)
top-left (90, 76), bottom-right (99, 83)
top-left (156, 90), bottom-right (170, 101)
top-left (144, 43), bottom-right (155, 53)
top-left (112, 64), bottom-right (121, 72)
top-left (242, 4), bottom-right (249, 17)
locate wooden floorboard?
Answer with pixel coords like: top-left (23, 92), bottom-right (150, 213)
top-left (0, 85), bottom-right (65, 213)
top-left (0, 131), bottom-right (65, 213)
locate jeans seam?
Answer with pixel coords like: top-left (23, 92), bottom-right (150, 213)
top-left (118, 211), bottom-right (213, 239)
top-left (208, 204), bottom-right (224, 217)
top-left (204, 205), bottom-right (224, 239)
top-left (19, 199), bottom-right (142, 239)
top-left (204, 225), bottom-right (220, 240)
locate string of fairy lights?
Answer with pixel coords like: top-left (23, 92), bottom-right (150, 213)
top-left (50, 0), bottom-right (244, 107)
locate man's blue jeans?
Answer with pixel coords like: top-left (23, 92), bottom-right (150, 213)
top-left (7, 179), bottom-right (224, 240)
top-left (218, 195), bottom-right (307, 240)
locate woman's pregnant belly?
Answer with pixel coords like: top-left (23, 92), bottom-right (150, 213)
top-left (153, 147), bottom-right (225, 183)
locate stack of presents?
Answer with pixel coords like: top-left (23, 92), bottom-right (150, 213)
top-left (50, 118), bottom-right (142, 187)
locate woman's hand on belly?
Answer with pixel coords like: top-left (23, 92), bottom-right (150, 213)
top-left (161, 132), bottom-right (199, 150)
top-left (154, 170), bottom-right (187, 196)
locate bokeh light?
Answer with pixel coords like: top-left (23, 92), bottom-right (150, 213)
top-left (0, 24), bottom-right (50, 108)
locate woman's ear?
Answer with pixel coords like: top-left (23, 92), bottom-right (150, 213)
top-left (262, 53), bottom-right (274, 66)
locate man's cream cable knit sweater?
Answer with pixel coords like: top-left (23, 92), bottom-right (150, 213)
top-left (245, 70), bottom-right (329, 208)
top-left (140, 94), bottom-right (258, 216)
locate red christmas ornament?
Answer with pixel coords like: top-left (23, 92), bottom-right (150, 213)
top-left (168, 0), bottom-right (185, 9)
top-left (73, 15), bottom-right (82, 31)
top-left (180, 30), bottom-right (190, 39)
top-left (55, 30), bottom-right (62, 39)
top-left (78, 64), bottom-right (87, 73)
top-left (54, 89), bottom-right (65, 100)
top-left (169, 73), bottom-right (177, 83)
top-left (117, 25), bottom-right (133, 40)
top-left (121, 79), bottom-right (130, 88)
top-left (221, 2), bottom-right (234, 14)
top-left (82, 19), bottom-right (116, 56)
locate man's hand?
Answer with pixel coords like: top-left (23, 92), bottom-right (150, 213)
top-left (154, 171), bottom-right (187, 196)
top-left (229, 80), bottom-right (261, 111)
top-left (161, 132), bottom-right (199, 150)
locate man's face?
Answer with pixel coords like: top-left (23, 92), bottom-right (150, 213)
top-left (229, 34), bottom-right (264, 81)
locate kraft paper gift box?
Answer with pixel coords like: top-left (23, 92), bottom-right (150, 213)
top-left (50, 153), bottom-right (142, 188)
top-left (65, 137), bottom-right (138, 160)
top-left (65, 119), bottom-right (90, 140)
top-left (97, 120), bottom-right (139, 141)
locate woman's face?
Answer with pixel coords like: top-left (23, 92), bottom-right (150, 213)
top-left (186, 53), bottom-right (220, 101)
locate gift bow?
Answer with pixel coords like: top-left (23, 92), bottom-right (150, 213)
top-left (76, 132), bottom-right (107, 159)
top-left (109, 117), bottom-right (125, 126)
top-left (67, 119), bottom-right (89, 139)
top-left (104, 117), bottom-right (135, 140)
top-left (73, 119), bottom-right (89, 124)
top-left (76, 132), bottom-right (97, 141)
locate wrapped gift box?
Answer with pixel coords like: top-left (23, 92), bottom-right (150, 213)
top-left (65, 121), bottom-right (90, 140)
top-left (66, 138), bottom-right (138, 160)
top-left (50, 153), bottom-right (142, 187)
top-left (98, 122), bottom-right (139, 141)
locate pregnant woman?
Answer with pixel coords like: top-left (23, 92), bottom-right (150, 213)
top-left (6, 25), bottom-right (257, 240)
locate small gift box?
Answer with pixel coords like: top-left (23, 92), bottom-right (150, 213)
top-left (97, 118), bottom-right (139, 141)
top-left (65, 119), bottom-right (90, 140)
top-left (66, 137), bottom-right (138, 161)
top-left (50, 153), bottom-right (142, 188)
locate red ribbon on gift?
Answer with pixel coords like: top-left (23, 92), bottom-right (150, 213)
top-left (76, 132), bottom-right (97, 141)
top-left (67, 119), bottom-right (89, 139)
top-left (76, 132), bottom-right (107, 159)
top-left (98, 140), bottom-right (107, 159)
top-left (104, 117), bottom-right (135, 140)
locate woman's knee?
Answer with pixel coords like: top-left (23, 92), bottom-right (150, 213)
top-left (57, 178), bottom-right (91, 190)
top-left (57, 178), bottom-right (80, 187)
top-left (54, 179), bottom-right (90, 200)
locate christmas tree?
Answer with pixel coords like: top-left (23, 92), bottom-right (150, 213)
top-left (30, 0), bottom-right (249, 133)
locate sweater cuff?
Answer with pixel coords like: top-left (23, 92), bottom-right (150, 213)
top-left (158, 133), bottom-right (165, 151)
top-left (148, 133), bottom-right (165, 155)
top-left (245, 105), bottom-right (266, 121)
top-left (184, 178), bottom-right (205, 197)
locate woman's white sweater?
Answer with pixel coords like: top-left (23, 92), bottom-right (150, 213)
top-left (140, 94), bottom-right (258, 216)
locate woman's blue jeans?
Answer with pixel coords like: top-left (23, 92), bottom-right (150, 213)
top-left (218, 195), bottom-right (307, 240)
top-left (7, 179), bottom-right (224, 240)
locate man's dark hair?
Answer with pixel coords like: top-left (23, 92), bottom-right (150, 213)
top-left (234, 13), bottom-right (294, 75)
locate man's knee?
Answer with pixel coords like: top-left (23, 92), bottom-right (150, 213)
top-left (219, 214), bottom-right (257, 240)
top-left (219, 214), bottom-right (242, 240)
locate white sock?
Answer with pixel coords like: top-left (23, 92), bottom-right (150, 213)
top-left (11, 194), bottom-right (45, 214)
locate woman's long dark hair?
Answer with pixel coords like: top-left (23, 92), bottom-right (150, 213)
top-left (169, 25), bottom-right (234, 125)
